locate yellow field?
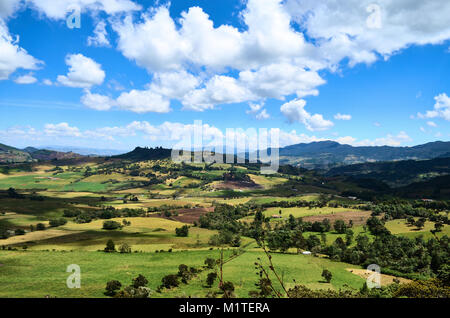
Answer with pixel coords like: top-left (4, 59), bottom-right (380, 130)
top-left (263, 206), bottom-right (361, 218)
top-left (0, 228), bottom-right (78, 245)
top-left (249, 174), bottom-right (288, 188)
top-left (62, 217), bottom-right (186, 232)
top-left (385, 219), bottom-right (449, 235)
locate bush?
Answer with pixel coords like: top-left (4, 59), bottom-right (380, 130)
top-left (161, 274), bottom-right (179, 289)
top-left (49, 218), bottom-right (67, 227)
top-left (105, 280), bottom-right (122, 296)
top-left (132, 274), bottom-right (148, 288)
top-left (221, 281), bottom-right (235, 298)
top-left (175, 225), bottom-right (189, 237)
top-left (206, 272), bottom-right (217, 287)
top-left (15, 229), bottom-right (25, 236)
top-left (104, 239), bottom-right (116, 253)
top-left (119, 243), bottom-right (132, 254)
top-left (103, 221), bottom-right (122, 230)
top-left (36, 223), bottom-right (46, 231)
top-left (322, 269), bottom-right (332, 283)
top-left (204, 258), bottom-right (216, 269)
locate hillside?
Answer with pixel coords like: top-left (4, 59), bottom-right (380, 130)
top-left (326, 157), bottom-right (450, 187)
top-left (114, 147), bottom-right (172, 161)
top-left (23, 149), bottom-right (84, 161)
top-left (271, 141), bottom-right (450, 168)
top-left (0, 143), bottom-right (33, 163)
top-left (394, 174), bottom-right (450, 199)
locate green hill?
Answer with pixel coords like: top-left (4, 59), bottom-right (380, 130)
top-left (326, 157), bottom-right (450, 187)
top-left (0, 143), bottom-right (33, 163)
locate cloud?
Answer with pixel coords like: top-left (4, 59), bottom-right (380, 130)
top-left (81, 90), bottom-right (114, 111)
top-left (182, 75), bottom-right (255, 111)
top-left (255, 109), bottom-right (270, 120)
top-left (334, 113), bottom-right (352, 120)
top-left (57, 53), bottom-right (105, 88)
top-left (115, 89), bottom-right (170, 113)
top-left (87, 20), bottom-right (110, 47)
top-left (44, 122), bottom-right (81, 137)
top-left (149, 70), bottom-right (200, 99)
top-left (280, 99), bottom-right (334, 131)
top-left (14, 73), bottom-right (37, 84)
top-left (285, 0), bottom-right (450, 67)
top-left (418, 93), bottom-right (450, 121)
top-left (26, 0), bottom-right (141, 19)
top-left (42, 78), bottom-right (52, 85)
top-left (427, 121), bottom-right (437, 127)
top-left (110, 1), bottom-right (325, 111)
top-left (81, 88), bottom-right (171, 113)
top-left (0, 19), bottom-right (42, 80)
top-left (246, 102), bottom-right (270, 120)
top-left (0, 0), bottom-right (21, 19)
top-left (354, 131), bottom-right (412, 147)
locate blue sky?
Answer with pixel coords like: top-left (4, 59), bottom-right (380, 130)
top-left (0, 0), bottom-right (449, 151)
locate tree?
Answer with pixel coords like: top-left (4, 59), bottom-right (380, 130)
top-left (161, 274), bottom-right (179, 289)
top-left (204, 258), bottom-right (216, 269)
top-left (221, 281), bottom-right (235, 298)
top-left (206, 272), bottom-right (217, 288)
top-left (434, 222), bottom-right (444, 233)
top-left (49, 218), bottom-right (67, 227)
top-left (333, 220), bottom-right (347, 234)
top-left (36, 223), bottom-right (45, 231)
top-left (291, 230), bottom-right (307, 254)
top-left (322, 269), bottom-right (332, 283)
top-left (7, 187), bottom-right (18, 198)
top-left (132, 274), bottom-right (148, 288)
top-left (103, 220), bottom-right (122, 230)
top-left (414, 218), bottom-right (426, 230)
top-left (119, 243), bottom-right (131, 253)
top-left (104, 239), bottom-right (116, 253)
top-left (105, 280), bottom-right (122, 296)
top-left (15, 229), bottom-right (25, 235)
top-left (175, 225), bottom-right (189, 237)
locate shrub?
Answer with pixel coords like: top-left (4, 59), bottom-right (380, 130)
top-left (204, 258), bottom-right (216, 269)
top-left (104, 239), bottom-right (116, 253)
top-left (36, 223), bottom-right (46, 231)
top-left (103, 221), bottom-right (122, 230)
top-left (132, 274), bottom-right (148, 289)
top-left (206, 272), bottom-right (217, 287)
top-left (221, 281), bottom-right (235, 298)
top-left (161, 274), bottom-right (179, 289)
top-left (49, 218), bottom-right (67, 227)
top-left (175, 225), bottom-right (189, 237)
top-left (15, 229), bottom-right (25, 236)
top-left (322, 269), bottom-right (332, 283)
top-left (105, 280), bottom-right (122, 296)
top-left (119, 243), bottom-right (132, 254)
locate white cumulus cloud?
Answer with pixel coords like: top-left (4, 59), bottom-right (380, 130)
top-left (280, 99), bottom-right (334, 131)
top-left (57, 53), bottom-right (105, 88)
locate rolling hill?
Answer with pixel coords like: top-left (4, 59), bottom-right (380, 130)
top-left (326, 156), bottom-right (450, 187)
top-left (0, 143), bottom-right (33, 163)
top-left (271, 141), bottom-right (450, 169)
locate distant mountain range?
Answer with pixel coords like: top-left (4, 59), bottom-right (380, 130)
top-left (41, 146), bottom-right (127, 156)
top-left (2, 141), bottom-right (450, 167)
top-left (272, 140), bottom-right (450, 169)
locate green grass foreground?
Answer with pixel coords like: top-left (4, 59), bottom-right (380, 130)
top-left (0, 248), bottom-right (365, 298)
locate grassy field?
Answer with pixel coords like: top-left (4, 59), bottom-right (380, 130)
top-left (385, 219), bottom-right (450, 240)
top-left (1, 217), bottom-right (222, 252)
top-left (262, 206), bottom-right (365, 219)
top-left (0, 248), bottom-right (366, 298)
